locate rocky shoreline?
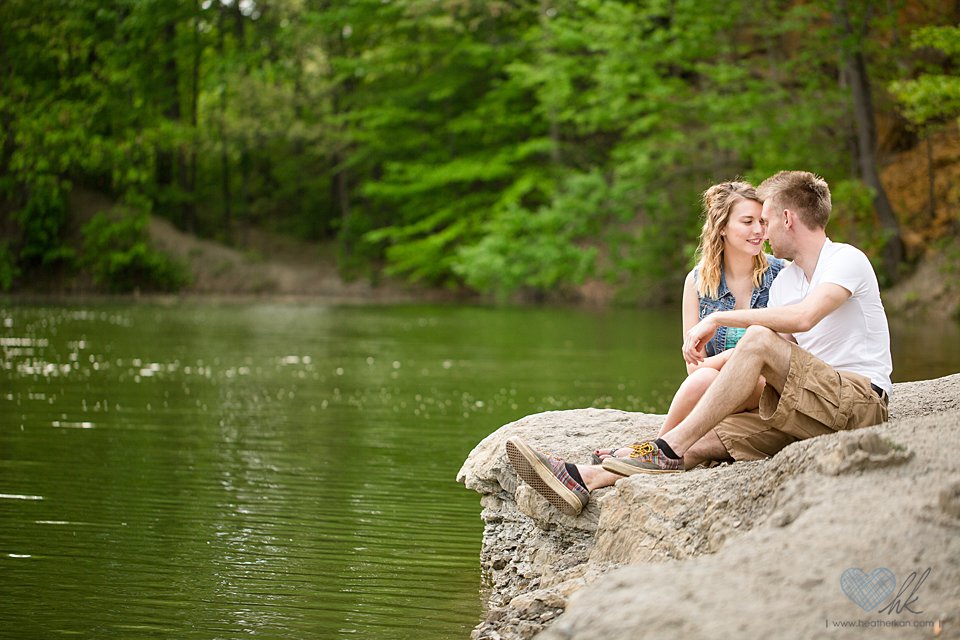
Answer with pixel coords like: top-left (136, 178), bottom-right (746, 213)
top-left (457, 373), bottom-right (960, 639)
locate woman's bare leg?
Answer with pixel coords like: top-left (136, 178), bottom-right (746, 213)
top-left (659, 368), bottom-right (720, 436)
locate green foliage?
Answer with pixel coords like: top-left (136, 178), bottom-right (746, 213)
top-left (12, 180), bottom-right (76, 268)
top-left (889, 26), bottom-right (960, 127)
top-left (353, 2), bottom-right (549, 287)
top-left (891, 74), bottom-right (960, 125)
top-left (81, 212), bottom-right (189, 293)
top-left (454, 172), bottom-right (607, 298)
top-left (0, 0), bottom-right (949, 300)
top-left (829, 179), bottom-right (900, 286)
top-left (909, 24), bottom-right (960, 57)
top-left (0, 242), bottom-right (20, 291)
top-left (830, 179), bottom-right (880, 248)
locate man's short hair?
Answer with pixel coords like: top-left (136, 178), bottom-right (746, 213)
top-left (757, 171), bottom-right (831, 230)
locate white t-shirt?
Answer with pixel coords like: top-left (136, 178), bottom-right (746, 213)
top-left (768, 238), bottom-right (892, 395)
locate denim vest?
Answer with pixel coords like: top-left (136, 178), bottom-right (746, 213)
top-left (694, 254), bottom-right (785, 357)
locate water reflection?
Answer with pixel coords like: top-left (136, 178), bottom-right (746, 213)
top-left (0, 302), bottom-right (957, 638)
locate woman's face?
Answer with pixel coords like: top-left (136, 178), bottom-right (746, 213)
top-left (722, 199), bottom-right (765, 258)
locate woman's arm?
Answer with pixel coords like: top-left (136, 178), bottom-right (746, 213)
top-left (681, 271), bottom-right (699, 335)
top-left (686, 348), bottom-right (733, 374)
top-left (681, 271), bottom-right (713, 375)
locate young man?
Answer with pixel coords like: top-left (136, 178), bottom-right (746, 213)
top-left (506, 171), bottom-right (892, 516)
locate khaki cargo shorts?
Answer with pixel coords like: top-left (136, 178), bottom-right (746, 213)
top-left (714, 341), bottom-right (889, 461)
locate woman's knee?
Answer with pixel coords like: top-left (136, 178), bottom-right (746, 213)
top-left (685, 366), bottom-right (720, 394)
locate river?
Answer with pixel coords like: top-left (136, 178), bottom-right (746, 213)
top-left (1, 302), bottom-right (958, 639)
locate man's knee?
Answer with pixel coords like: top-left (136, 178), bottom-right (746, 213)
top-left (736, 326), bottom-right (792, 390)
top-left (736, 325), bottom-right (778, 355)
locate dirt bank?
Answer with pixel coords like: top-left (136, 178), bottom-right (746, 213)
top-left (147, 216), bottom-right (463, 303)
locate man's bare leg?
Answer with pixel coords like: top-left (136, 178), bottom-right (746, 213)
top-left (682, 429), bottom-right (730, 469)
top-left (600, 367), bottom-right (763, 461)
top-left (662, 326), bottom-right (792, 457)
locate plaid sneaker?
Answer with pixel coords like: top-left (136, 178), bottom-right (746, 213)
top-left (505, 437), bottom-right (590, 516)
top-left (600, 441), bottom-right (684, 476)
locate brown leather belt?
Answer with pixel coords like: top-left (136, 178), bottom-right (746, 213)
top-left (870, 383), bottom-right (889, 406)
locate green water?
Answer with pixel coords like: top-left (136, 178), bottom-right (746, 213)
top-left (1, 302), bottom-right (958, 639)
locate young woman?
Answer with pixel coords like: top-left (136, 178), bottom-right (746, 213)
top-left (593, 181), bottom-right (784, 463)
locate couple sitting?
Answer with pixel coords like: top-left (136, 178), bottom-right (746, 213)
top-left (507, 170), bottom-right (892, 516)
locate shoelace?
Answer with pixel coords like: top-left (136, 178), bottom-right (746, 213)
top-left (628, 442), bottom-right (656, 458)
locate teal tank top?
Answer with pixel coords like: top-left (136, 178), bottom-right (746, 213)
top-left (725, 327), bottom-right (747, 350)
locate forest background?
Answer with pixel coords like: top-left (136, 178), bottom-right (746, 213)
top-left (1, 0), bottom-right (958, 306)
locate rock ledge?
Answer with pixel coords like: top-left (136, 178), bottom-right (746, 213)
top-left (458, 374), bottom-right (960, 639)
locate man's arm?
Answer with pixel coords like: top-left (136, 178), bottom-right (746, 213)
top-left (682, 282), bottom-right (851, 364)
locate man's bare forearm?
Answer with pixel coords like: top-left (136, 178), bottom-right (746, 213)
top-left (704, 305), bottom-right (813, 335)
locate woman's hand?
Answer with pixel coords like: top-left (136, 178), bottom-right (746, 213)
top-left (682, 317), bottom-right (718, 365)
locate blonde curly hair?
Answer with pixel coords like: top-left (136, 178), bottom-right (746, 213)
top-left (696, 181), bottom-right (769, 300)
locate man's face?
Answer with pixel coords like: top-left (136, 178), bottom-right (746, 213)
top-left (761, 199), bottom-right (789, 259)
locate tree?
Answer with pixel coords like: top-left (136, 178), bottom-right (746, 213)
top-left (356, 1), bottom-right (548, 286)
top-left (834, 0), bottom-right (905, 280)
top-left (0, 0), bottom-right (951, 297)
top-left (889, 25), bottom-right (960, 233)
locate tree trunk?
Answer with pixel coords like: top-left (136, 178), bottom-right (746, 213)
top-left (329, 26), bottom-right (354, 258)
top-left (836, 0), bottom-right (905, 280)
top-left (218, 6), bottom-right (232, 243)
top-left (293, 49), bottom-right (308, 236)
top-left (926, 134), bottom-right (935, 222)
top-left (333, 153), bottom-right (351, 255)
top-left (156, 20), bottom-right (181, 222)
top-left (330, 82), bottom-right (352, 258)
top-left (233, 3), bottom-right (249, 240)
top-left (540, 0), bottom-right (561, 165)
top-left (0, 29), bottom-right (15, 195)
top-left (181, 2), bottom-right (202, 234)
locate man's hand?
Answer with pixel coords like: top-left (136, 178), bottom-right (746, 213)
top-left (682, 317), bottom-right (718, 365)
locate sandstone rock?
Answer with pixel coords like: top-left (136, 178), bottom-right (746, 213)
top-left (940, 481), bottom-right (960, 519)
top-left (815, 430), bottom-right (913, 475)
top-left (458, 373), bottom-right (960, 639)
